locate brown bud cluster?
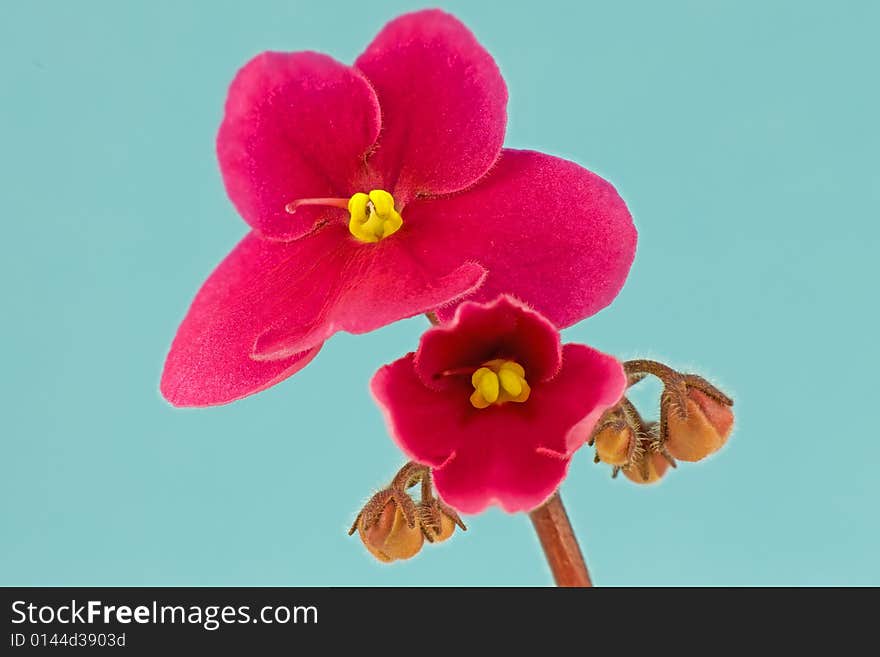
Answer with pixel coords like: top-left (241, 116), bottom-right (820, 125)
top-left (350, 463), bottom-right (466, 563)
top-left (590, 361), bottom-right (734, 485)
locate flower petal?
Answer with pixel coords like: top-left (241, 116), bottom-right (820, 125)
top-left (370, 355), bottom-right (468, 467)
top-left (405, 149), bottom-right (637, 329)
top-left (433, 441), bottom-right (569, 515)
top-left (432, 344), bottom-right (624, 513)
top-left (217, 51), bottom-right (381, 241)
top-left (414, 295), bottom-right (562, 391)
top-left (355, 9), bottom-right (507, 202)
top-left (160, 232), bottom-right (326, 407)
top-left (372, 340), bottom-right (626, 514)
top-left (252, 225), bottom-right (487, 360)
top-left (434, 344), bottom-right (626, 513)
top-left (527, 344), bottom-right (628, 457)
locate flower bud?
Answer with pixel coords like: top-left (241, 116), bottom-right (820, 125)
top-left (593, 422), bottom-right (635, 466)
top-left (623, 450), bottom-right (670, 485)
top-left (418, 499), bottom-right (465, 543)
top-left (665, 388), bottom-right (734, 462)
top-left (358, 500), bottom-right (424, 563)
top-left (427, 511), bottom-right (458, 543)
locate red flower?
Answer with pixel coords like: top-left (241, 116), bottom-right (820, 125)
top-left (371, 296), bottom-right (626, 514)
top-left (161, 10), bottom-right (636, 407)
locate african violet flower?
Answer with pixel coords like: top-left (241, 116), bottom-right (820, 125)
top-left (161, 9), bottom-right (636, 407)
top-left (371, 296), bottom-right (627, 514)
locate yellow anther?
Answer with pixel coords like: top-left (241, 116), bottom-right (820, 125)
top-left (477, 371), bottom-right (500, 404)
top-left (498, 368), bottom-right (522, 397)
top-left (499, 361), bottom-right (525, 378)
top-left (348, 189), bottom-right (403, 243)
top-left (469, 359), bottom-right (530, 409)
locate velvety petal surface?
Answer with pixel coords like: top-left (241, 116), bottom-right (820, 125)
top-left (414, 296), bottom-right (562, 391)
top-left (251, 224), bottom-right (487, 360)
top-left (355, 9), bottom-right (507, 202)
top-left (404, 149), bottom-right (637, 329)
top-left (372, 356), bottom-right (567, 513)
top-left (523, 343), bottom-right (627, 457)
top-left (434, 344), bottom-right (626, 512)
top-left (160, 233), bottom-right (326, 407)
top-left (371, 354), bottom-right (469, 467)
top-left (217, 52), bottom-right (381, 241)
top-left (371, 341), bottom-right (627, 514)
top-left (163, 223), bottom-right (486, 406)
top-left (432, 439), bottom-right (569, 514)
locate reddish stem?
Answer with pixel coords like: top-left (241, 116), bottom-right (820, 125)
top-left (529, 493), bottom-right (593, 587)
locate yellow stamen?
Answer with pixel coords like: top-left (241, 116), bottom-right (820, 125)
top-left (348, 189), bottom-right (403, 243)
top-left (469, 359), bottom-right (530, 409)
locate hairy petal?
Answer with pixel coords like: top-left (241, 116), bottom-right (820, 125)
top-left (356, 9), bottom-right (507, 202)
top-left (433, 344), bottom-right (625, 513)
top-left (406, 149), bottom-right (637, 329)
top-left (217, 52), bottom-right (381, 241)
top-left (372, 339), bottom-right (626, 514)
top-left (526, 344), bottom-right (627, 457)
top-left (414, 295), bottom-right (562, 391)
top-left (371, 355), bottom-right (469, 467)
top-left (432, 440), bottom-right (570, 515)
top-left (252, 225), bottom-right (487, 360)
top-left (160, 233), bottom-right (326, 407)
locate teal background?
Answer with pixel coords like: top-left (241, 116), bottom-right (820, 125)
top-left (2, 0), bottom-right (877, 586)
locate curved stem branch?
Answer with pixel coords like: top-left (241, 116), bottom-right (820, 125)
top-left (529, 493), bottom-right (593, 587)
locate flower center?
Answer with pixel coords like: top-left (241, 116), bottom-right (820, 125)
top-left (284, 189), bottom-right (402, 244)
top-left (347, 190), bottom-right (403, 243)
top-left (470, 359), bottom-right (531, 409)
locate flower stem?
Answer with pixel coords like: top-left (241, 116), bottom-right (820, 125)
top-left (528, 493), bottom-right (593, 587)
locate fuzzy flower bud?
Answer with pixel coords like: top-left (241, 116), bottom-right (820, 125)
top-left (665, 388), bottom-right (734, 462)
top-left (358, 499), bottom-right (424, 563)
top-left (593, 422), bottom-right (636, 467)
top-left (418, 499), bottom-right (466, 543)
top-left (623, 450), bottom-right (670, 485)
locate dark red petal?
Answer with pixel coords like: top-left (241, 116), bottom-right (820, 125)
top-left (432, 441), bottom-right (569, 514)
top-left (431, 344), bottom-right (625, 513)
top-left (405, 149), bottom-right (637, 329)
top-left (372, 324), bottom-right (626, 513)
top-left (217, 52), bottom-right (381, 241)
top-left (524, 344), bottom-right (627, 457)
top-left (370, 355), bottom-right (467, 467)
top-left (355, 9), bottom-right (507, 202)
top-left (413, 295), bottom-right (562, 391)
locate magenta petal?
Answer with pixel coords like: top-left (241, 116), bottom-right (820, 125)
top-left (160, 232), bottom-right (325, 407)
top-left (355, 9), bottom-right (507, 202)
top-left (526, 344), bottom-right (628, 457)
top-left (373, 331), bottom-right (626, 513)
top-left (433, 442), bottom-right (569, 515)
top-left (414, 296), bottom-right (562, 391)
top-left (370, 355), bottom-right (467, 467)
top-left (252, 227), bottom-right (487, 360)
top-left (406, 149), bottom-right (638, 329)
top-left (217, 52), bottom-right (381, 241)
top-left (432, 345), bottom-right (625, 513)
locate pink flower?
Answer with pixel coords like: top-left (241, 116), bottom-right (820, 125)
top-left (371, 296), bottom-right (627, 514)
top-left (161, 9), bottom-right (636, 407)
